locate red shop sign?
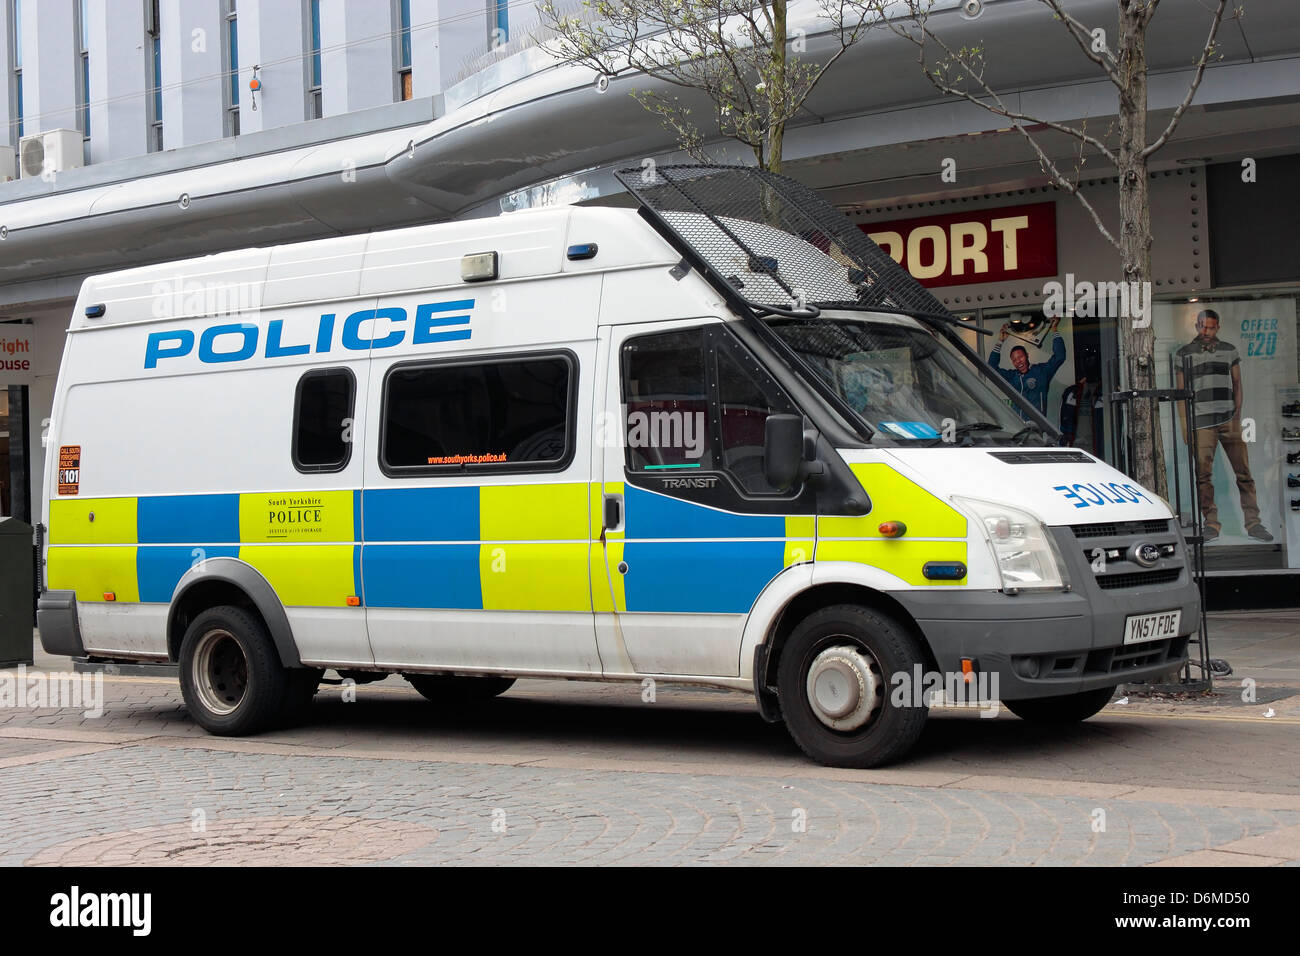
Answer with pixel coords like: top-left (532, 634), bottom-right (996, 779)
top-left (860, 201), bottom-right (1057, 288)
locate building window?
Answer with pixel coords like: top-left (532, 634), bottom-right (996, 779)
top-left (493, 0), bottom-right (509, 45)
top-left (397, 0), bottom-right (411, 100)
top-left (12, 0), bottom-right (22, 142)
top-left (224, 0), bottom-right (239, 136)
top-left (307, 0), bottom-right (321, 118)
top-left (77, 0), bottom-right (90, 138)
top-left (146, 0), bottom-right (161, 150)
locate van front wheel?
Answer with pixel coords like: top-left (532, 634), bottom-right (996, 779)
top-left (179, 605), bottom-right (288, 736)
top-left (777, 604), bottom-right (929, 768)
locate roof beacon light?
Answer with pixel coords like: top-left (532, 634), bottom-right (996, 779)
top-left (461, 251), bottom-right (498, 282)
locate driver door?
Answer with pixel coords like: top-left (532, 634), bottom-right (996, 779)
top-left (593, 319), bottom-right (816, 678)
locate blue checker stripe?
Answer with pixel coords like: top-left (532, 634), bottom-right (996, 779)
top-left (623, 484), bottom-right (784, 540)
top-left (137, 546), bottom-right (241, 603)
top-left (363, 487), bottom-right (479, 542)
top-left (623, 540), bottom-right (784, 613)
top-left (137, 494), bottom-right (240, 544)
top-left (362, 544), bottom-right (482, 609)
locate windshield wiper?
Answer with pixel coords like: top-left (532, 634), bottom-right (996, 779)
top-left (1011, 424), bottom-right (1048, 445)
top-left (953, 422), bottom-right (1004, 436)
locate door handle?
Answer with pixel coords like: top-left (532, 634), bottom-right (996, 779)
top-left (603, 494), bottom-right (624, 532)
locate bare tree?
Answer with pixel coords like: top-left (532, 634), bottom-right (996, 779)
top-left (861, 0), bottom-right (1232, 496)
top-left (538, 0), bottom-right (873, 172)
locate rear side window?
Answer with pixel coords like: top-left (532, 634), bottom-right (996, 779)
top-left (381, 352), bottom-right (575, 474)
top-left (293, 368), bottom-right (355, 473)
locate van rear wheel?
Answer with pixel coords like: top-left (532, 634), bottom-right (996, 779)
top-left (777, 604), bottom-right (929, 768)
top-left (1003, 686), bottom-right (1116, 723)
top-left (179, 605), bottom-right (288, 736)
top-left (405, 674), bottom-right (516, 703)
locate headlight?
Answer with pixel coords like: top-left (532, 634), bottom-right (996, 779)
top-left (954, 496), bottom-right (1068, 593)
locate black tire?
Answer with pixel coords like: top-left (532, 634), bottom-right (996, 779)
top-left (405, 674), bottom-right (516, 703)
top-left (1003, 686), bottom-right (1116, 723)
top-left (178, 605), bottom-right (288, 736)
top-left (279, 668), bottom-right (325, 727)
top-left (777, 604), bottom-right (929, 768)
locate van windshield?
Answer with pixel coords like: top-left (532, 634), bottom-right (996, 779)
top-left (767, 313), bottom-right (1053, 446)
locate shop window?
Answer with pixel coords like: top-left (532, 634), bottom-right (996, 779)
top-left (1153, 294), bottom-right (1300, 556)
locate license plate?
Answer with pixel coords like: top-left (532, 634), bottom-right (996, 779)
top-left (1123, 610), bottom-right (1181, 645)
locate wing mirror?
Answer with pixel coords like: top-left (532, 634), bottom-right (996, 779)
top-left (764, 414), bottom-right (823, 491)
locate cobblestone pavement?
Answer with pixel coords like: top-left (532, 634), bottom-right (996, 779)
top-left (3, 660), bottom-right (1300, 865)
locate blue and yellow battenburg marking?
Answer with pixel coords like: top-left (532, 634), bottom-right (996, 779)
top-left (818, 463), bottom-right (968, 586)
top-left (45, 464), bottom-right (968, 613)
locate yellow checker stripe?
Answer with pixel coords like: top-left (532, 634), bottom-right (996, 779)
top-left (46, 546), bottom-right (140, 603)
top-left (48, 498), bottom-right (138, 545)
top-left (239, 490), bottom-right (355, 543)
top-left (821, 463), bottom-right (967, 539)
top-left (239, 545), bottom-right (355, 607)
top-left (818, 539), bottom-right (969, 587)
top-left (784, 515), bottom-right (815, 568)
top-left (479, 483), bottom-right (591, 612)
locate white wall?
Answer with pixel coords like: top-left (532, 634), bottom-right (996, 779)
top-left (319, 0), bottom-right (395, 117)
top-left (159, 0), bottom-right (224, 149)
top-left (237, 0), bottom-right (308, 133)
top-left (87, 0), bottom-right (149, 161)
top-left (19, 0), bottom-right (78, 135)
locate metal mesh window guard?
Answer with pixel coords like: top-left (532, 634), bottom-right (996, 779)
top-left (614, 164), bottom-right (952, 321)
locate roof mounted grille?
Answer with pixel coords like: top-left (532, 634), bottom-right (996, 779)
top-left (614, 164), bottom-right (952, 321)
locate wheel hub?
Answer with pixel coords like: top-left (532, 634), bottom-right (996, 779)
top-left (193, 629), bottom-right (249, 716)
top-left (806, 644), bottom-right (882, 732)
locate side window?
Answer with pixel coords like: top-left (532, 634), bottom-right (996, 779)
top-left (716, 343), bottom-right (799, 494)
top-left (293, 367), bottom-right (355, 473)
top-left (622, 326), bottom-right (798, 496)
top-left (621, 328), bottom-right (715, 472)
top-left (381, 352), bottom-right (574, 475)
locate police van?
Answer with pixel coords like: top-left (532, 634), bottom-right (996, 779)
top-left (36, 165), bottom-right (1198, 767)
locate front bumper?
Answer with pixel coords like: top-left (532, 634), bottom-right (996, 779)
top-left (894, 525), bottom-right (1200, 700)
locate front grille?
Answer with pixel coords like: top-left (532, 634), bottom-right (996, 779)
top-left (1096, 568), bottom-right (1182, 590)
top-left (1072, 519), bottom-right (1171, 539)
top-left (989, 451), bottom-right (1095, 464)
top-left (1085, 636), bottom-right (1187, 675)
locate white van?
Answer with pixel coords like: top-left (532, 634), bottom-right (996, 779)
top-left (36, 165), bottom-right (1198, 767)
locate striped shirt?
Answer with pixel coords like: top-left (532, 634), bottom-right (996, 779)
top-left (1175, 338), bottom-right (1239, 429)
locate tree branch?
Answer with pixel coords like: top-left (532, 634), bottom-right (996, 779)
top-left (1037, 0), bottom-right (1122, 88)
top-left (1140, 0), bottom-right (1228, 158)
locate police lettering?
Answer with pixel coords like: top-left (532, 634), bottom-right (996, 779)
top-left (144, 298), bottom-right (475, 368)
top-left (269, 508), bottom-right (322, 525)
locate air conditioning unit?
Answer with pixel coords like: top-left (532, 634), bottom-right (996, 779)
top-left (0, 146), bottom-right (14, 182)
top-left (18, 129), bottom-right (84, 180)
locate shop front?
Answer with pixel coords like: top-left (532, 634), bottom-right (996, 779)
top-left (847, 155), bottom-right (1300, 593)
